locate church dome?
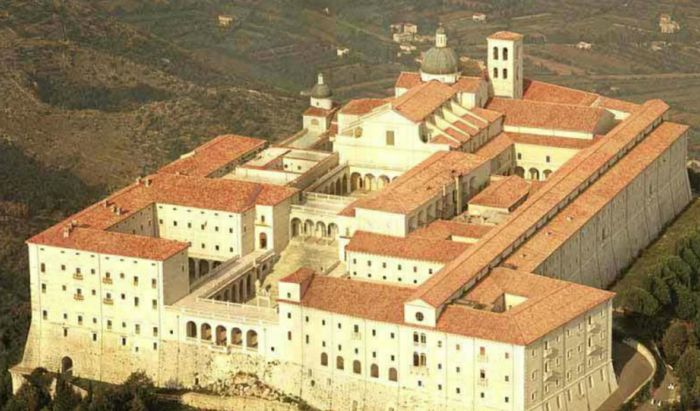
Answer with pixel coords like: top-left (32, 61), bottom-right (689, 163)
top-left (421, 25), bottom-right (459, 75)
top-left (310, 73), bottom-right (332, 99)
top-left (421, 47), bottom-right (459, 75)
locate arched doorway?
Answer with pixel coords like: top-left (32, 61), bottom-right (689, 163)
top-left (199, 260), bottom-right (210, 277)
top-left (315, 221), bottom-right (326, 238)
top-left (351, 173), bottom-right (362, 191)
top-left (201, 323), bottom-right (212, 341)
top-left (342, 175), bottom-right (348, 194)
top-left (378, 175), bottom-right (390, 189)
top-left (543, 169), bottom-right (553, 179)
top-left (327, 223), bottom-right (338, 239)
top-left (514, 167), bottom-right (525, 178)
top-left (364, 174), bottom-right (375, 191)
top-left (291, 218), bottom-right (302, 238)
top-left (304, 220), bottom-right (314, 237)
top-left (61, 356), bottom-right (73, 376)
top-left (335, 180), bottom-right (342, 195)
top-left (259, 232), bottom-right (268, 249)
top-left (529, 168), bottom-right (540, 181)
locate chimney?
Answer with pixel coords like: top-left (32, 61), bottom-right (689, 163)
top-left (145, 178), bottom-right (152, 187)
top-left (102, 200), bottom-right (109, 208)
top-left (136, 176), bottom-right (142, 185)
top-left (62, 225), bottom-right (71, 238)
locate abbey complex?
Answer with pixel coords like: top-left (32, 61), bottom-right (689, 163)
top-left (10, 29), bottom-right (692, 411)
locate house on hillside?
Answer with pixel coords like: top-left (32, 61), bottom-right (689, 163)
top-left (576, 41), bottom-right (593, 51)
top-left (473, 13), bottom-right (487, 22)
top-left (218, 15), bottom-right (234, 27)
top-left (336, 47), bottom-right (350, 57)
top-left (659, 14), bottom-right (680, 34)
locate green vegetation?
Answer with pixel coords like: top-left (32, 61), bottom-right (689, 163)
top-left (3, 369), bottom-right (188, 411)
top-left (615, 198), bottom-right (700, 408)
top-left (0, 140), bottom-right (101, 411)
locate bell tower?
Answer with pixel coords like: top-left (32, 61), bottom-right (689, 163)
top-left (487, 31), bottom-right (524, 99)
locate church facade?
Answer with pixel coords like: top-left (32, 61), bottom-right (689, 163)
top-left (12, 30), bottom-right (691, 411)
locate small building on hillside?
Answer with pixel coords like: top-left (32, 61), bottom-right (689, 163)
top-left (659, 14), bottom-right (680, 34)
top-left (218, 15), bottom-right (234, 27)
top-left (473, 13), bottom-right (487, 22)
top-left (336, 47), bottom-right (350, 57)
top-left (576, 41), bottom-right (593, 51)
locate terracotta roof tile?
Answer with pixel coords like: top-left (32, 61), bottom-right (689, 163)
top-left (304, 105), bottom-right (340, 118)
top-left (393, 81), bottom-right (457, 123)
top-left (509, 133), bottom-right (599, 149)
top-left (27, 173), bottom-right (298, 259)
top-left (488, 31), bottom-right (524, 41)
top-left (522, 80), bottom-right (599, 106)
top-left (395, 72), bottom-right (423, 90)
top-left (468, 175), bottom-right (531, 210)
top-left (29, 227), bottom-right (188, 261)
top-left (412, 99), bottom-right (669, 307)
top-left (158, 135), bottom-right (267, 177)
top-left (474, 132), bottom-right (514, 160)
top-left (347, 231), bottom-right (469, 263)
top-left (340, 98), bottom-right (391, 115)
top-left (347, 151), bottom-right (489, 214)
top-left (487, 98), bottom-right (611, 134)
top-left (505, 121), bottom-right (689, 271)
top-left (411, 220), bottom-right (493, 241)
top-left (451, 76), bottom-right (482, 93)
top-left (280, 267), bottom-right (613, 345)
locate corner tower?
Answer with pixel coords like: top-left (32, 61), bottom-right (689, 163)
top-left (487, 31), bottom-right (524, 99)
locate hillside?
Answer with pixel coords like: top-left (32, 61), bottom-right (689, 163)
top-left (0, 0), bottom-right (305, 188)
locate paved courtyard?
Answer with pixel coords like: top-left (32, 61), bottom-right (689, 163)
top-left (597, 341), bottom-right (654, 411)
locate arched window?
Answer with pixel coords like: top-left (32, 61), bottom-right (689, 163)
top-left (200, 323), bottom-right (212, 341)
top-left (231, 328), bottom-right (242, 345)
top-left (246, 330), bottom-right (258, 349)
top-left (503, 68), bottom-right (508, 79)
top-left (353, 360), bottom-right (361, 374)
top-left (413, 352), bottom-right (420, 367)
top-left (371, 364), bottom-right (379, 378)
top-left (413, 332), bottom-right (419, 343)
top-left (493, 47), bottom-right (499, 60)
top-left (503, 47), bottom-right (509, 61)
top-left (186, 321), bottom-right (197, 338)
top-left (336, 356), bottom-right (344, 370)
top-left (215, 325), bottom-right (227, 346)
top-left (389, 367), bottom-right (398, 382)
top-left (420, 353), bottom-right (427, 366)
top-left (321, 352), bottom-right (328, 366)
top-left (493, 67), bottom-right (498, 79)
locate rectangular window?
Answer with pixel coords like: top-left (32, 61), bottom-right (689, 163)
top-left (386, 131), bottom-right (395, 146)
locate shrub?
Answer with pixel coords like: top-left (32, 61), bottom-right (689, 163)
top-left (620, 287), bottom-right (659, 316)
top-left (662, 322), bottom-right (689, 366)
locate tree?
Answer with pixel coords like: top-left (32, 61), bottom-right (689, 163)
top-left (649, 274), bottom-right (672, 306)
top-left (666, 256), bottom-right (693, 288)
top-left (662, 322), bottom-right (689, 366)
top-left (620, 286), bottom-right (659, 316)
top-left (672, 284), bottom-right (696, 320)
top-left (53, 372), bottom-right (81, 411)
top-left (681, 247), bottom-right (700, 288)
top-left (4, 368), bottom-right (52, 411)
top-left (677, 346), bottom-right (700, 389)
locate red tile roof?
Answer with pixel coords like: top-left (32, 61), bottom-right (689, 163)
top-left (488, 31), bottom-right (524, 41)
top-left (505, 122), bottom-right (689, 271)
top-left (509, 133), bottom-right (599, 149)
top-left (474, 132), bottom-right (514, 160)
top-left (279, 267), bottom-right (613, 345)
top-left (468, 175), bottom-right (531, 210)
top-left (487, 98), bottom-right (611, 134)
top-left (395, 72), bottom-right (423, 90)
top-left (303, 105), bottom-right (339, 118)
top-left (280, 271), bottom-right (414, 324)
top-left (29, 227), bottom-right (188, 261)
top-left (346, 231), bottom-right (469, 263)
top-left (451, 77), bottom-right (482, 93)
top-left (411, 220), bottom-right (493, 241)
top-left (344, 151), bottom-right (489, 214)
top-left (522, 80), bottom-right (599, 106)
top-left (393, 81), bottom-right (457, 123)
top-left (412, 99), bottom-right (669, 307)
top-left (27, 173), bottom-right (298, 259)
top-left (158, 135), bottom-right (267, 177)
top-left (340, 98), bottom-right (390, 115)
top-left (438, 268), bottom-right (614, 345)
